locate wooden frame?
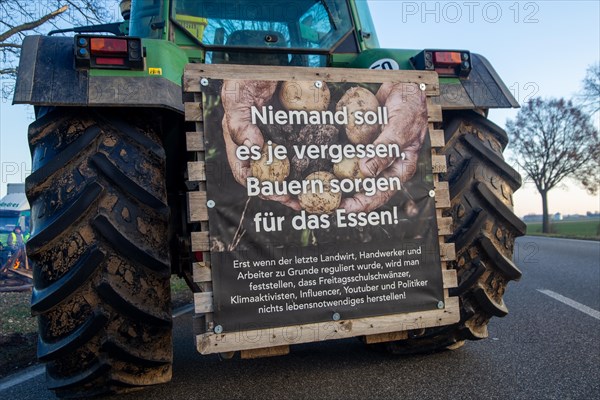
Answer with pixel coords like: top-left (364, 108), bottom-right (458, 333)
top-left (184, 64), bottom-right (458, 356)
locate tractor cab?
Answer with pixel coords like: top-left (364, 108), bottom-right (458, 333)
top-left (129, 0), bottom-right (378, 66)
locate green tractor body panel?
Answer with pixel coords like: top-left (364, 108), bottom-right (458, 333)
top-left (14, 36), bottom-right (188, 112)
top-left (14, 0), bottom-right (517, 112)
top-left (88, 39), bottom-right (187, 85)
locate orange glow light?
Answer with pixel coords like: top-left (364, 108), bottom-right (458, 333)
top-left (90, 38), bottom-right (128, 54)
top-left (434, 51), bottom-right (462, 64)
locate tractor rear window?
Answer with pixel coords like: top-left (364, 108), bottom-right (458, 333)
top-left (171, 0), bottom-right (354, 54)
top-left (130, 0), bottom-right (164, 39)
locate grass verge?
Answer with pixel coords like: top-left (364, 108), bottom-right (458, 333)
top-left (526, 219), bottom-right (600, 241)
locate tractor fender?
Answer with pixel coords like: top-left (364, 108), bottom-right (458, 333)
top-left (444, 52), bottom-right (520, 110)
top-left (346, 48), bottom-right (519, 110)
top-left (13, 35), bottom-right (184, 113)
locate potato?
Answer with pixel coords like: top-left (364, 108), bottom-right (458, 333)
top-left (299, 171), bottom-right (341, 214)
top-left (250, 144), bottom-right (290, 182)
top-left (336, 86), bottom-right (380, 144)
top-left (279, 81), bottom-right (330, 111)
top-left (290, 156), bottom-right (333, 180)
top-left (289, 155), bottom-right (310, 180)
top-left (257, 119), bottom-right (297, 144)
top-left (293, 124), bottom-right (338, 146)
top-left (333, 157), bottom-right (366, 180)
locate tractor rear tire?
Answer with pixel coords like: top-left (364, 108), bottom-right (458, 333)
top-left (26, 108), bottom-right (172, 398)
top-left (384, 110), bottom-right (526, 354)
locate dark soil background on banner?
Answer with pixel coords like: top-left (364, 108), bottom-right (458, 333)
top-left (0, 277), bottom-right (193, 379)
top-left (203, 81), bottom-right (437, 252)
top-left (202, 79), bottom-right (444, 332)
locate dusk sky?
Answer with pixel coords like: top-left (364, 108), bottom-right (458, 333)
top-left (1, 1), bottom-right (598, 217)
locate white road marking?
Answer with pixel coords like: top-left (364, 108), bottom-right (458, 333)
top-left (538, 289), bottom-right (600, 320)
top-left (525, 236), bottom-right (600, 245)
top-left (172, 303), bottom-right (194, 318)
top-left (0, 365), bottom-right (44, 392)
top-left (0, 303), bottom-right (195, 392)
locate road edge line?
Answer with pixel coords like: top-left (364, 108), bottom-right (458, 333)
top-left (0, 365), bottom-right (45, 392)
top-left (172, 303), bottom-right (194, 318)
top-left (538, 289), bottom-right (600, 321)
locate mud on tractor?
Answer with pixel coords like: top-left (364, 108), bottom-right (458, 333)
top-left (14, 0), bottom-right (524, 397)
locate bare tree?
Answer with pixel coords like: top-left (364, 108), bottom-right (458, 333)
top-left (0, 0), bottom-right (118, 84)
top-left (506, 98), bottom-right (599, 233)
top-left (579, 62), bottom-right (600, 114)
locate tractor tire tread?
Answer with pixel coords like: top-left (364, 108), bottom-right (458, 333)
top-left (383, 110), bottom-right (524, 355)
top-left (26, 109), bottom-right (172, 397)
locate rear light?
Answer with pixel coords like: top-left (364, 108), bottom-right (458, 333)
top-left (411, 49), bottom-right (472, 77)
top-left (434, 51), bottom-right (462, 65)
top-left (90, 38), bottom-right (128, 54)
top-left (75, 35), bottom-right (144, 70)
top-left (95, 57), bottom-right (126, 66)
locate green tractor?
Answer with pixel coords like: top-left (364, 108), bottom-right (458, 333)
top-left (14, 0), bottom-right (525, 397)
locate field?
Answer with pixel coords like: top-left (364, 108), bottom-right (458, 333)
top-left (526, 219), bottom-right (600, 240)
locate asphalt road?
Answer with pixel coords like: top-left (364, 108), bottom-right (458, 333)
top-left (1, 236), bottom-right (598, 399)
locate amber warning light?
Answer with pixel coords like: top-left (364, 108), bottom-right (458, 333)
top-left (434, 51), bottom-right (462, 65)
top-left (90, 38), bottom-right (128, 54)
top-left (75, 35), bottom-right (144, 70)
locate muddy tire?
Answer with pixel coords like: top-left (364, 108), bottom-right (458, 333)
top-left (384, 111), bottom-right (526, 354)
top-left (26, 109), bottom-right (172, 397)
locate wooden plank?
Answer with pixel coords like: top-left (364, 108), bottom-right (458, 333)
top-left (437, 216), bottom-right (452, 236)
top-left (435, 194), bottom-right (450, 209)
top-left (240, 345), bottom-right (290, 359)
top-left (187, 161), bottom-right (206, 182)
top-left (184, 64), bottom-right (439, 95)
top-left (194, 292), bottom-right (214, 314)
top-left (434, 180), bottom-right (449, 191)
top-left (186, 131), bottom-right (205, 151)
top-left (364, 331), bottom-right (408, 344)
top-left (440, 243), bottom-right (456, 262)
top-left (197, 282), bottom-right (212, 293)
top-left (192, 262), bottom-right (212, 283)
top-left (191, 231), bottom-right (210, 252)
top-left (434, 181), bottom-right (450, 209)
top-left (427, 98), bottom-right (443, 123)
top-left (429, 129), bottom-right (445, 147)
top-left (431, 154), bottom-right (447, 174)
top-left (185, 102), bottom-right (203, 122)
top-left (196, 297), bottom-right (460, 354)
top-left (187, 191), bottom-right (208, 222)
top-left (442, 269), bottom-right (458, 289)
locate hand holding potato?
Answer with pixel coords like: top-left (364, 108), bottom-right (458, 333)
top-left (222, 80), bottom-right (277, 184)
top-left (340, 82), bottom-right (428, 213)
top-left (221, 80), bottom-right (300, 210)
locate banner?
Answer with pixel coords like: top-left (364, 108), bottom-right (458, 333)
top-left (202, 78), bottom-right (443, 332)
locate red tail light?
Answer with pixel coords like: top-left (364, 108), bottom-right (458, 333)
top-left (95, 57), bottom-right (126, 66)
